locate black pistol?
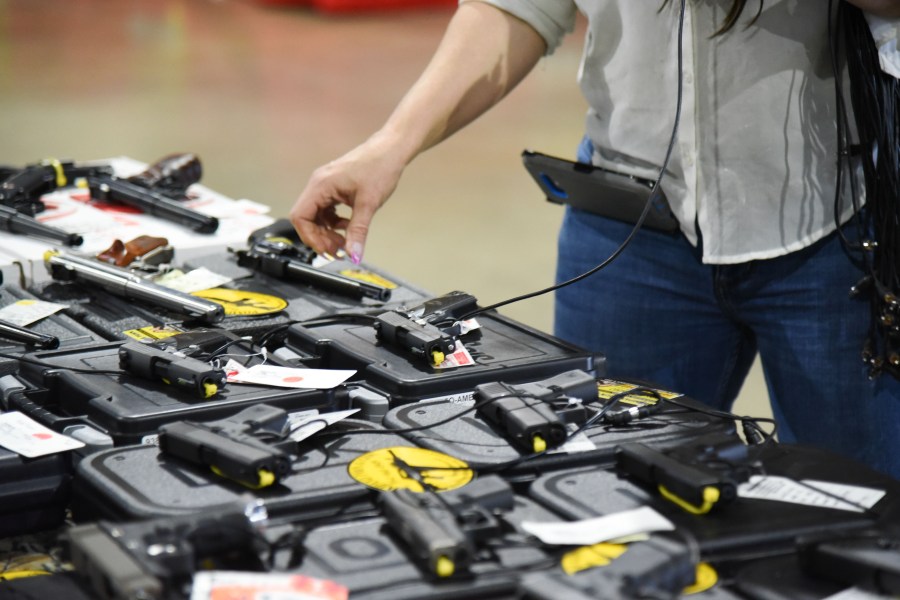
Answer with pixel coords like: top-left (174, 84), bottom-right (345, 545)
top-left (126, 152), bottom-right (203, 197)
top-left (118, 341), bottom-right (227, 398)
top-left (615, 433), bottom-right (753, 515)
top-left (0, 158), bottom-right (92, 245)
top-left (0, 319), bottom-right (59, 349)
top-left (474, 370), bottom-right (596, 453)
top-left (373, 291), bottom-right (478, 367)
top-left (0, 158), bottom-right (112, 215)
top-left (381, 474), bottom-right (514, 578)
top-left (67, 501), bottom-right (270, 600)
top-left (158, 404), bottom-right (294, 489)
top-left (234, 218), bottom-right (391, 301)
top-left (86, 175), bottom-right (218, 234)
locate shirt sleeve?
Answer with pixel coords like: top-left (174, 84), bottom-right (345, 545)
top-left (460, 0), bottom-right (578, 54)
top-left (865, 13), bottom-right (900, 78)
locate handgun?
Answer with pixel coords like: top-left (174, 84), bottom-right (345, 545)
top-left (66, 501), bottom-right (270, 600)
top-left (0, 201), bottom-right (83, 246)
top-left (798, 530), bottom-right (900, 595)
top-left (0, 318), bottom-right (59, 349)
top-left (44, 249), bottom-right (225, 324)
top-left (615, 433), bottom-right (753, 515)
top-left (373, 291), bottom-right (477, 367)
top-left (474, 370), bottom-right (596, 453)
top-left (234, 218), bottom-right (391, 301)
top-left (118, 341), bottom-right (226, 398)
top-left (86, 175), bottom-right (219, 234)
top-left (0, 158), bottom-right (113, 215)
top-left (125, 152), bottom-right (202, 197)
top-left (380, 474), bottom-right (514, 578)
top-left (158, 404), bottom-right (294, 489)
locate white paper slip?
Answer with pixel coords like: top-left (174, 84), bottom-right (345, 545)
top-left (0, 299), bottom-right (69, 327)
top-left (738, 476), bottom-right (885, 513)
top-left (435, 341), bottom-right (476, 369)
top-left (287, 409), bottom-right (360, 443)
top-left (548, 424), bottom-right (596, 454)
top-left (522, 506), bottom-right (674, 546)
top-left (154, 268), bottom-right (233, 293)
top-left (824, 587), bottom-right (895, 600)
top-left (227, 363), bottom-right (355, 389)
top-left (191, 571), bottom-right (348, 600)
top-left (0, 412), bottom-right (85, 457)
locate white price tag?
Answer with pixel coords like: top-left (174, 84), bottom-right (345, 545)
top-left (190, 571), bottom-right (348, 600)
top-left (226, 363), bottom-right (355, 390)
top-left (824, 587), bottom-right (896, 600)
top-left (549, 425), bottom-right (596, 454)
top-left (738, 476), bottom-right (885, 513)
top-left (436, 340), bottom-right (476, 369)
top-left (0, 412), bottom-right (84, 457)
top-left (522, 506), bottom-right (674, 546)
top-left (154, 268), bottom-right (233, 293)
top-left (0, 299), bottom-right (68, 327)
top-left (287, 409), bottom-right (360, 443)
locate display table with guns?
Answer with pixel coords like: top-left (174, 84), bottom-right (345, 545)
top-left (0, 156), bottom-right (897, 600)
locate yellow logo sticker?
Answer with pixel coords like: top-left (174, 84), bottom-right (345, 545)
top-left (596, 379), bottom-right (683, 406)
top-left (190, 288), bottom-right (288, 316)
top-left (122, 326), bottom-right (185, 341)
top-left (348, 447), bottom-right (473, 492)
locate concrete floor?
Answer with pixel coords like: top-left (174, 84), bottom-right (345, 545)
top-left (0, 0), bottom-right (771, 420)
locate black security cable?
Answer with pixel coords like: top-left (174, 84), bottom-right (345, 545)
top-left (834, 2), bottom-right (900, 378)
top-left (460, 0), bottom-right (688, 322)
top-left (0, 350), bottom-right (122, 375)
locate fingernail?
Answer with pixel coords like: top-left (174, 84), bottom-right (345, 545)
top-left (350, 242), bottom-right (363, 265)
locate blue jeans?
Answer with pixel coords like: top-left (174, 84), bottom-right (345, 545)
top-left (554, 204), bottom-right (900, 479)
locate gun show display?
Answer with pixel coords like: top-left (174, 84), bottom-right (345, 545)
top-left (0, 154), bottom-right (274, 267)
top-left (0, 155), bottom-right (897, 600)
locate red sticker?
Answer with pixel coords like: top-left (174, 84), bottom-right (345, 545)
top-left (32, 433), bottom-right (53, 440)
top-left (283, 376), bottom-right (304, 383)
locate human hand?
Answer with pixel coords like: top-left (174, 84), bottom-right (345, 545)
top-left (290, 136), bottom-right (406, 263)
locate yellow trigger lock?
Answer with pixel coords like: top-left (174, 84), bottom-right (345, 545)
top-left (44, 158), bottom-right (66, 187)
top-left (532, 434), bottom-right (547, 453)
top-left (435, 555), bottom-right (455, 578)
top-left (658, 484), bottom-right (720, 515)
top-left (210, 465), bottom-right (276, 490)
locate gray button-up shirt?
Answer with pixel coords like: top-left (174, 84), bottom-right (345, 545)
top-left (467, 0), bottom-right (882, 264)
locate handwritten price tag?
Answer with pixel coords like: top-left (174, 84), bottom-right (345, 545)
top-left (0, 412), bottom-right (84, 457)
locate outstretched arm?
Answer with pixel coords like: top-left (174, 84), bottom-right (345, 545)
top-left (290, 1), bottom-right (547, 261)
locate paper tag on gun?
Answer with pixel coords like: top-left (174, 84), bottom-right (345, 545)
top-left (191, 571), bottom-right (348, 600)
top-left (435, 340), bottom-right (476, 369)
top-left (287, 409), bottom-right (360, 443)
top-left (154, 268), bottom-right (233, 294)
top-left (0, 412), bottom-right (84, 457)
top-left (225, 360), bottom-right (355, 389)
top-left (0, 300), bottom-right (68, 327)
